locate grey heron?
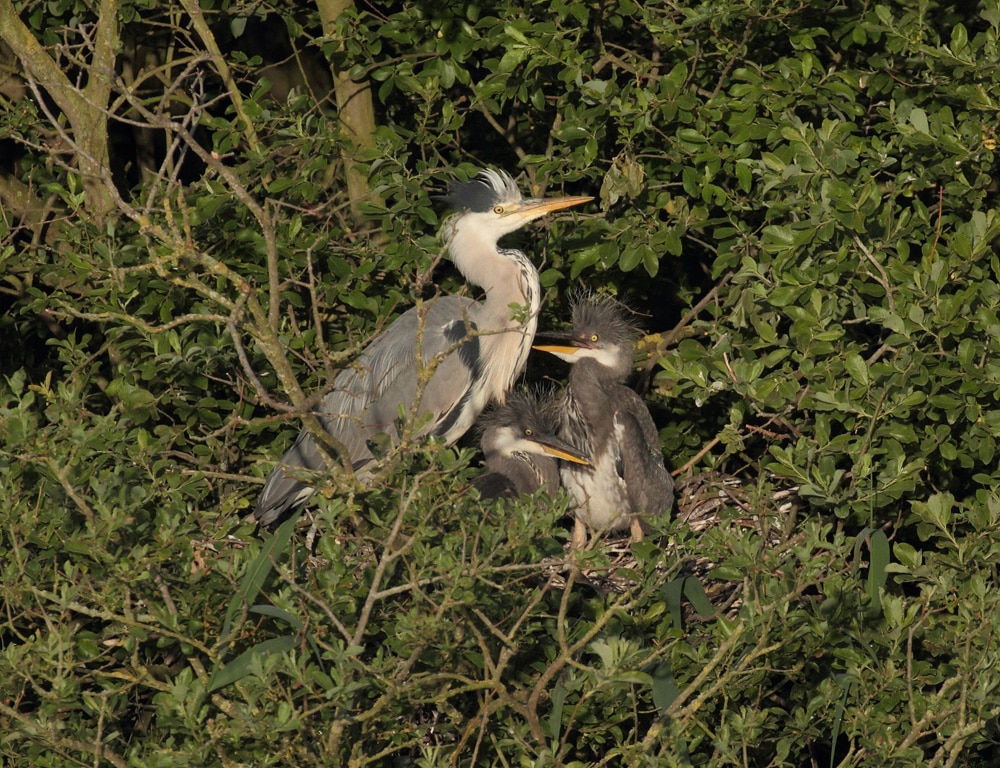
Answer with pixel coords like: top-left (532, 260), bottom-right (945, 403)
top-left (472, 390), bottom-right (590, 500)
top-left (254, 169), bottom-right (592, 525)
top-left (534, 295), bottom-right (674, 548)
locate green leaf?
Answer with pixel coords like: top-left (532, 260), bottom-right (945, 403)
top-left (893, 541), bottom-right (921, 569)
top-left (662, 576), bottom-right (685, 628)
top-left (866, 529), bottom-right (890, 615)
top-left (207, 636), bottom-right (298, 692)
top-left (950, 23), bottom-right (968, 55)
top-left (250, 604), bottom-right (304, 631)
top-left (547, 680), bottom-right (567, 739)
top-left (217, 513), bottom-right (299, 655)
top-left (909, 107), bottom-right (929, 135)
top-left (651, 662), bottom-right (680, 715)
top-left (830, 672), bottom-right (855, 764)
top-left (844, 352), bottom-right (869, 388)
top-left (684, 577), bottom-right (716, 619)
top-left (502, 23), bottom-right (530, 45)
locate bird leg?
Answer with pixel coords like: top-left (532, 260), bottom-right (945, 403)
top-left (571, 516), bottom-right (589, 550)
top-left (629, 516), bottom-right (645, 543)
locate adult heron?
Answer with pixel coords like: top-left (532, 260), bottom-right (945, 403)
top-left (254, 169), bottom-right (592, 525)
top-left (534, 295), bottom-right (674, 548)
top-left (472, 390), bottom-right (590, 500)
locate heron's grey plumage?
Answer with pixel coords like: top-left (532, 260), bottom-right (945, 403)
top-left (534, 295), bottom-right (674, 546)
top-left (472, 390), bottom-right (589, 500)
top-left (255, 170), bottom-right (592, 525)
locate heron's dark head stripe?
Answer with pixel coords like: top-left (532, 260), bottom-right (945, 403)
top-left (476, 389), bottom-right (559, 439)
top-left (436, 169), bottom-right (521, 213)
top-left (438, 178), bottom-right (499, 212)
top-left (570, 293), bottom-right (639, 347)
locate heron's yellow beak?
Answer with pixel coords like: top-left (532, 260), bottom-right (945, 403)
top-left (533, 331), bottom-right (594, 357)
top-left (507, 195), bottom-right (593, 223)
top-left (533, 434), bottom-right (591, 466)
top-left (532, 343), bottom-right (581, 356)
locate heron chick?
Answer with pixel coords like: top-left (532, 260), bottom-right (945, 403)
top-left (473, 390), bottom-right (590, 500)
top-left (534, 295), bottom-right (674, 548)
top-left (255, 169), bottom-right (592, 525)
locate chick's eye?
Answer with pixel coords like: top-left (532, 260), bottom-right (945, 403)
top-left (590, 334), bottom-right (599, 343)
top-left (493, 205), bottom-right (505, 214)
top-left (524, 428), bottom-right (533, 437)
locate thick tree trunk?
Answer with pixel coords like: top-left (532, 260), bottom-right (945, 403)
top-left (0, 0), bottom-right (119, 227)
top-left (314, 0), bottom-right (378, 226)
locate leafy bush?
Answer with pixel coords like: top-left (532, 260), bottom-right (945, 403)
top-left (3, 0), bottom-right (1000, 765)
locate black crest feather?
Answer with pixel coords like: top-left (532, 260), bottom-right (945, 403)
top-left (436, 169), bottom-right (520, 213)
top-left (570, 292), bottom-right (639, 346)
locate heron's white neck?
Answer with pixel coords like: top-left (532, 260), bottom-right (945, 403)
top-left (447, 218), bottom-right (541, 403)
top-left (449, 219), bottom-right (514, 291)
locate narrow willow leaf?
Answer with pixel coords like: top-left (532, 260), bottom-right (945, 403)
top-left (684, 577), bottom-right (717, 619)
top-left (218, 512), bottom-right (299, 653)
top-left (651, 662), bottom-right (680, 715)
top-left (207, 636), bottom-right (298, 692)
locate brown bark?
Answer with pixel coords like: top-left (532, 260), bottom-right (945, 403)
top-left (315, 0), bottom-right (379, 226)
top-left (0, 0), bottom-right (119, 226)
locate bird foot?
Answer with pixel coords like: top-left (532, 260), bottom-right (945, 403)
top-left (629, 516), bottom-right (645, 543)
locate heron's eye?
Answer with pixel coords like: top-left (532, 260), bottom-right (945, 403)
top-left (524, 428), bottom-right (533, 437)
top-left (590, 334), bottom-right (599, 343)
top-left (493, 205), bottom-right (505, 214)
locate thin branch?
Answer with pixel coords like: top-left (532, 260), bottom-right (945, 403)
top-left (0, 703), bottom-right (130, 768)
top-left (349, 472), bottom-right (422, 647)
top-left (638, 270), bottom-right (733, 390)
top-left (673, 435), bottom-right (722, 475)
top-left (176, 0), bottom-right (264, 159)
top-left (525, 588), bottom-right (639, 745)
top-left (854, 235), bottom-right (896, 315)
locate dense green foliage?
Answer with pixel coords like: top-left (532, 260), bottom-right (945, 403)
top-left (3, 0), bottom-right (1000, 764)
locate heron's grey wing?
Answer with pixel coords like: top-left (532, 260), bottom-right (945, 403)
top-left (254, 426), bottom-right (337, 526)
top-left (311, 296), bottom-right (472, 445)
top-left (614, 409), bottom-right (674, 518)
top-left (357, 295), bottom-right (482, 446)
top-left (613, 385), bottom-right (663, 458)
top-left (254, 296), bottom-right (477, 526)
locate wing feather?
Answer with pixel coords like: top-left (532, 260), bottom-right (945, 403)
top-left (614, 407), bottom-right (674, 517)
top-left (255, 296), bottom-right (479, 524)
